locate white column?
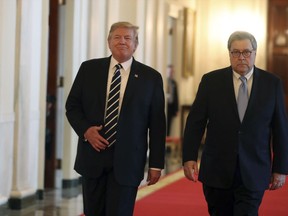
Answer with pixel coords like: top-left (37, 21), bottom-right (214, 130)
top-left (134, 0), bottom-right (146, 62)
top-left (140, 0), bottom-right (169, 81)
top-left (10, 0), bottom-right (48, 205)
top-left (0, 0), bottom-right (17, 206)
top-left (37, 0), bottom-right (50, 198)
top-left (88, 0), bottom-right (108, 59)
top-left (55, 3), bottom-right (66, 189)
top-left (144, 0), bottom-right (158, 67)
top-left (106, 0), bottom-right (138, 55)
top-left (62, 0), bottom-right (90, 183)
top-left (155, 0), bottom-right (169, 74)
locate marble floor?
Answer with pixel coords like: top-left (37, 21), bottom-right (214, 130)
top-left (4, 188), bottom-right (84, 216)
top-left (2, 146), bottom-right (182, 216)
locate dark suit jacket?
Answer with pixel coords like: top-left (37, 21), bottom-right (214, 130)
top-left (167, 78), bottom-right (179, 116)
top-left (183, 66), bottom-right (288, 191)
top-left (66, 56), bottom-right (166, 187)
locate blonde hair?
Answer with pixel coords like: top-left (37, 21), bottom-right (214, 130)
top-left (107, 22), bottom-right (139, 45)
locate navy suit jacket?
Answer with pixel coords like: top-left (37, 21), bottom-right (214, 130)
top-left (183, 66), bottom-right (288, 191)
top-left (66, 56), bottom-right (166, 187)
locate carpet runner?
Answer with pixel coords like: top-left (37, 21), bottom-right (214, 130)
top-left (134, 170), bottom-right (288, 216)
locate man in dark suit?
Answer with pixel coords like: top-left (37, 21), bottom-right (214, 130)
top-left (66, 22), bottom-right (166, 216)
top-left (166, 65), bottom-right (179, 135)
top-left (182, 31), bottom-right (288, 216)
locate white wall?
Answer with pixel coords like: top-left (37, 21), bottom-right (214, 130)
top-left (194, 0), bottom-right (268, 92)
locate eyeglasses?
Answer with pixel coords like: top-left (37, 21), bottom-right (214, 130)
top-left (230, 49), bottom-right (254, 58)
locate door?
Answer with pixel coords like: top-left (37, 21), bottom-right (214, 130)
top-left (45, 0), bottom-right (59, 188)
top-left (267, 0), bottom-right (288, 114)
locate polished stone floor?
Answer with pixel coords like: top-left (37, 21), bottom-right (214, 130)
top-left (2, 144), bottom-right (182, 216)
top-left (4, 188), bottom-right (83, 216)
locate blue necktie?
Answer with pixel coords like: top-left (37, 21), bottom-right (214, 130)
top-left (237, 76), bottom-right (248, 122)
top-left (104, 64), bottom-right (122, 147)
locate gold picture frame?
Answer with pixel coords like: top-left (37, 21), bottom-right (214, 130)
top-left (182, 8), bottom-right (196, 78)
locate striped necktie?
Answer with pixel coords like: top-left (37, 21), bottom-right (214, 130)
top-left (105, 63), bottom-right (122, 147)
top-left (237, 76), bottom-right (248, 122)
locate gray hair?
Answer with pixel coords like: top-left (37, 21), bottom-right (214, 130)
top-left (227, 31), bottom-right (257, 50)
top-left (107, 21), bottom-right (139, 45)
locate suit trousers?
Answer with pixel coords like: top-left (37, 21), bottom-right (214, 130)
top-left (81, 147), bottom-right (138, 216)
top-left (202, 161), bottom-right (265, 216)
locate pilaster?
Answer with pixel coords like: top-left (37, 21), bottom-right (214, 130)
top-left (9, 0), bottom-right (49, 209)
top-left (0, 0), bottom-right (17, 207)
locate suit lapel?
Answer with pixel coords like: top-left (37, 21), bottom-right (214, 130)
top-left (120, 59), bottom-right (139, 115)
top-left (224, 67), bottom-right (240, 119)
top-left (242, 67), bottom-right (260, 122)
top-left (97, 57), bottom-right (111, 119)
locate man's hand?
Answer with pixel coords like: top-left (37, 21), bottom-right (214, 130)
top-left (183, 160), bottom-right (198, 182)
top-left (146, 169), bottom-right (161, 186)
top-left (84, 126), bottom-right (109, 152)
top-left (269, 173), bottom-right (286, 190)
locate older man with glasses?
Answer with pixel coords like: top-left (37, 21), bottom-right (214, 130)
top-left (183, 31), bottom-right (288, 216)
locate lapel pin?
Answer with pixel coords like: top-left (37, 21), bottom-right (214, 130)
top-left (134, 74), bottom-right (138, 78)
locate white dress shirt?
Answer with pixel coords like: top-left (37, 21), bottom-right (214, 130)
top-left (233, 68), bottom-right (254, 100)
top-left (106, 57), bottom-right (132, 115)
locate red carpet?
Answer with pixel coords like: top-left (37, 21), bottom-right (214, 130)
top-left (134, 175), bottom-right (288, 216)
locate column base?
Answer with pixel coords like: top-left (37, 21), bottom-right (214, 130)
top-left (8, 193), bottom-right (36, 210)
top-left (36, 189), bottom-right (44, 200)
top-left (62, 178), bottom-right (80, 188)
top-left (62, 178), bottom-right (82, 198)
top-left (0, 203), bottom-right (8, 215)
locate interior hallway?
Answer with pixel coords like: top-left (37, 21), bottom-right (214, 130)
top-left (1, 0), bottom-right (287, 214)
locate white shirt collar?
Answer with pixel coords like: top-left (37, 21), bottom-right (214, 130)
top-left (110, 56), bottom-right (133, 71)
top-left (233, 67), bottom-right (254, 80)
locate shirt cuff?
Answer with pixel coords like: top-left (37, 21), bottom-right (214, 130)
top-left (149, 168), bottom-right (161, 171)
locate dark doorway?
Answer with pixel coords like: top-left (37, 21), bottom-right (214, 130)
top-left (267, 0), bottom-right (288, 113)
top-left (45, 0), bottom-right (59, 188)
